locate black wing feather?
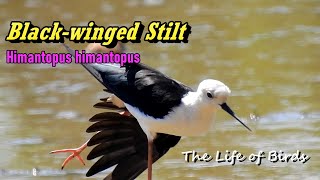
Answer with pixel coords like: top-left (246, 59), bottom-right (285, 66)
top-left (62, 43), bottom-right (192, 119)
top-left (86, 115), bottom-right (181, 179)
top-left (104, 64), bottom-right (191, 118)
top-left (85, 93), bottom-right (181, 179)
top-left (106, 133), bottom-right (180, 180)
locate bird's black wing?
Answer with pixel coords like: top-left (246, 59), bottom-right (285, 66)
top-left (86, 97), bottom-right (181, 180)
top-left (106, 133), bottom-right (181, 180)
top-left (62, 44), bottom-right (183, 178)
top-left (113, 63), bottom-right (192, 118)
top-left (62, 43), bottom-right (193, 119)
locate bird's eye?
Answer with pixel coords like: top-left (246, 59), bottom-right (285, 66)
top-left (207, 92), bottom-right (213, 99)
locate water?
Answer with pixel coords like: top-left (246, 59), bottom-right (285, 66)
top-left (0, 0), bottom-right (319, 179)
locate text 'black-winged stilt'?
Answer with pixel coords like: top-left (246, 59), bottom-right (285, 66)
top-left (50, 43), bottom-right (252, 180)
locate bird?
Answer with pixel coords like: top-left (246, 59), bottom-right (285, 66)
top-left (50, 42), bottom-right (252, 180)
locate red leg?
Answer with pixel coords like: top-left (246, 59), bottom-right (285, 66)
top-left (51, 110), bottom-right (131, 169)
top-left (148, 140), bottom-right (153, 180)
top-left (50, 140), bottom-right (89, 169)
top-left (50, 111), bottom-right (130, 169)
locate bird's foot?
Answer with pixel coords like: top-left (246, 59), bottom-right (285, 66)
top-left (50, 140), bottom-right (88, 170)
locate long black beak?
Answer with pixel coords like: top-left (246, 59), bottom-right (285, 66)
top-left (220, 103), bottom-right (252, 132)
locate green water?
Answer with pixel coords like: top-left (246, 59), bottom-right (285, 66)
top-left (0, 0), bottom-right (319, 179)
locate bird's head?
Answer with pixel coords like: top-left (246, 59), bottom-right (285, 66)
top-left (197, 79), bottom-right (252, 132)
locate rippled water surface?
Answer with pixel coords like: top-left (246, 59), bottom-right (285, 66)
top-left (0, 0), bottom-right (319, 179)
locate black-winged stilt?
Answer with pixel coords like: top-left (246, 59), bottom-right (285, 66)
top-left (50, 43), bottom-right (251, 180)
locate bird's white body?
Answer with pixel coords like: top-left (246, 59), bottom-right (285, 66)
top-left (125, 92), bottom-right (218, 138)
top-left (125, 79), bottom-right (232, 139)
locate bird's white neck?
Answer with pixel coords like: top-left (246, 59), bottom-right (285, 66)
top-left (181, 91), bottom-right (218, 122)
top-left (159, 91), bottom-right (218, 136)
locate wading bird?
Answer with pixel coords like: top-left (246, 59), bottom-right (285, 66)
top-left (50, 43), bottom-right (251, 180)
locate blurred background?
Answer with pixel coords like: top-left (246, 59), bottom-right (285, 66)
top-left (0, 0), bottom-right (319, 179)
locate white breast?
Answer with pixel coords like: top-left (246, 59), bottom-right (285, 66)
top-left (124, 92), bottom-right (217, 137)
